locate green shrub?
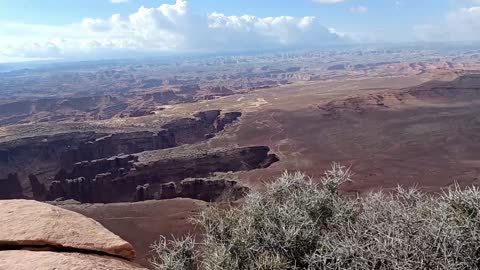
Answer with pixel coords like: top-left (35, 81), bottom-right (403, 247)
top-left (151, 164), bottom-right (480, 270)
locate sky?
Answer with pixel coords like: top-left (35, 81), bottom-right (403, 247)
top-left (0, 0), bottom-right (480, 63)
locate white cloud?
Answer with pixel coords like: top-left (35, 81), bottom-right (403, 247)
top-left (110, 0), bottom-right (128, 3)
top-left (206, 13), bottom-right (340, 48)
top-left (349, 6), bottom-right (368, 13)
top-left (414, 6), bottom-right (480, 42)
top-left (311, 0), bottom-right (345, 3)
top-left (0, 0), bottom-right (344, 61)
top-left (82, 14), bottom-right (122, 32)
top-left (446, 7), bottom-right (480, 39)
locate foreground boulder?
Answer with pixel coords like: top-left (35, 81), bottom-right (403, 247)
top-left (0, 199), bottom-right (134, 260)
top-left (0, 200), bottom-right (147, 269)
top-left (0, 250), bottom-right (147, 270)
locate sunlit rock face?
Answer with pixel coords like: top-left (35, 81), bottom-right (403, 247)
top-left (0, 199), bottom-right (148, 270)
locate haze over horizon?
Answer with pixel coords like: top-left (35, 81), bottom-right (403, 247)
top-left (1, 0), bottom-right (480, 63)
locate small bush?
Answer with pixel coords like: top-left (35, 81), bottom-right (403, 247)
top-left (151, 164), bottom-right (480, 270)
top-left (150, 236), bottom-right (196, 270)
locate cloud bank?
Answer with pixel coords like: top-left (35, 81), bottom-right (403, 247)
top-left (414, 6), bottom-right (480, 42)
top-left (0, 0), bottom-right (342, 61)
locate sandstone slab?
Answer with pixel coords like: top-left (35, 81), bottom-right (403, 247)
top-left (0, 250), bottom-right (147, 270)
top-left (0, 200), bottom-right (135, 260)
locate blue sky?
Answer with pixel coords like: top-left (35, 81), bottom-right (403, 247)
top-left (0, 0), bottom-right (479, 62)
top-left (0, 0), bottom-right (456, 32)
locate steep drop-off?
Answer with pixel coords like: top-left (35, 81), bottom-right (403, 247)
top-left (0, 110), bottom-right (278, 203)
top-left (38, 146), bottom-right (277, 203)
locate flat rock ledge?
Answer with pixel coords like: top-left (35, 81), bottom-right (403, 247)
top-left (0, 250), bottom-right (147, 270)
top-left (0, 200), bottom-right (147, 270)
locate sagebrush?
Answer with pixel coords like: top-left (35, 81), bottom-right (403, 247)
top-left (151, 164), bottom-right (480, 270)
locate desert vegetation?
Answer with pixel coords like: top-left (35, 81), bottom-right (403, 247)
top-left (151, 164), bottom-right (480, 270)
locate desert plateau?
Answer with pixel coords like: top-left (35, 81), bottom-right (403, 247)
top-left (3, 0), bottom-right (480, 268)
top-left (2, 47), bottom-right (480, 267)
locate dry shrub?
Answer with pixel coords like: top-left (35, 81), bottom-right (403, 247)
top-left (151, 164), bottom-right (480, 270)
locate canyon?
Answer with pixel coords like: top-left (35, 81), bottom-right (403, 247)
top-left (1, 47), bottom-right (479, 127)
top-left (59, 73), bottom-right (480, 267)
top-left (0, 110), bottom-right (278, 203)
top-left (2, 48), bottom-right (480, 268)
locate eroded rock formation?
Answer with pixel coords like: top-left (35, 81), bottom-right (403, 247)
top-left (0, 110), bottom-right (279, 204)
top-left (40, 146), bottom-right (277, 203)
top-left (0, 110), bottom-right (243, 197)
top-left (133, 177), bottom-right (249, 202)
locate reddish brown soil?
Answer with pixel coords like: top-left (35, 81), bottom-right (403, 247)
top-left (63, 199), bottom-right (207, 268)
top-left (166, 73), bottom-right (480, 192)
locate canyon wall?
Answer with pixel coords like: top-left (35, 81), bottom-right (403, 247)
top-left (0, 110), bottom-right (279, 203)
top-left (40, 146), bottom-right (277, 203)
